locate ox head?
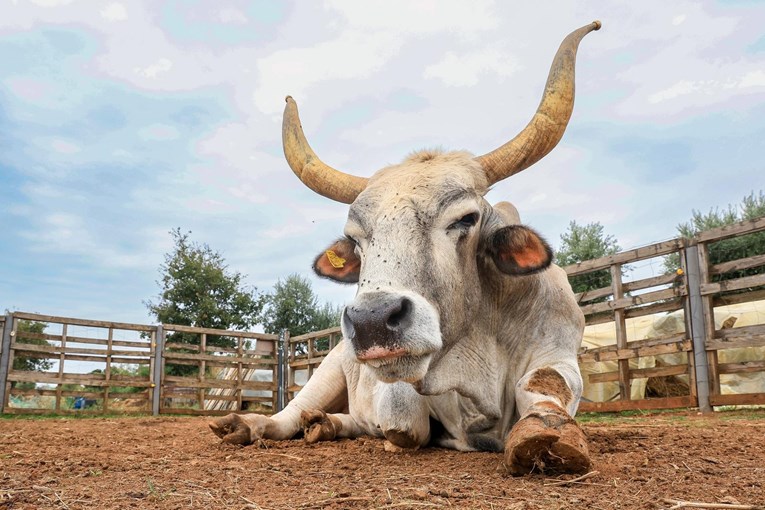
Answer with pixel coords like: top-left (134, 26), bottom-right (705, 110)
top-left (282, 22), bottom-right (600, 383)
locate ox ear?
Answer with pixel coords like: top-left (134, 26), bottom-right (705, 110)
top-left (488, 225), bottom-right (553, 275)
top-left (313, 238), bottom-right (361, 284)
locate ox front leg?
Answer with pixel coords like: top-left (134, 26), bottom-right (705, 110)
top-left (209, 342), bottom-right (350, 445)
top-left (375, 382), bottom-right (430, 451)
top-left (504, 362), bottom-right (591, 476)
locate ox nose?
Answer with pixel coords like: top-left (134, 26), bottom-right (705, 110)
top-left (343, 293), bottom-right (413, 358)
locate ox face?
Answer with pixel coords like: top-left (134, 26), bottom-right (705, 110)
top-left (314, 151), bottom-right (553, 383)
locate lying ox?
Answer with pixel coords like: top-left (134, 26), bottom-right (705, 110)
top-left (211, 21), bottom-right (600, 475)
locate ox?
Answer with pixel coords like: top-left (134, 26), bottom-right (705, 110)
top-left (210, 21), bottom-right (600, 475)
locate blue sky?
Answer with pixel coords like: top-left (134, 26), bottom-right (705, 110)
top-left (1, 0), bottom-right (764, 326)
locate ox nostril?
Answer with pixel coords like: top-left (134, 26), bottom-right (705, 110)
top-left (386, 297), bottom-right (412, 331)
top-left (342, 308), bottom-right (355, 339)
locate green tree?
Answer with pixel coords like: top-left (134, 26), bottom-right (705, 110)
top-left (145, 229), bottom-right (264, 375)
top-left (13, 320), bottom-right (53, 372)
top-left (10, 319), bottom-right (53, 390)
top-left (664, 191), bottom-right (765, 283)
top-left (260, 274), bottom-right (342, 337)
top-left (555, 221), bottom-right (621, 299)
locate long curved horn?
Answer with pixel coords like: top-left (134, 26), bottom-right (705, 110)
top-left (476, 21), bottom-right (601, 185)
top-left (282, 96), bottom-right (368, 204)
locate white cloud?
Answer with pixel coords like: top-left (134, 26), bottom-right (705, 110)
top-left (672, 14), bottom-right (686, 26)
top-left (254, 30), bottom-right (403, 115)
top-left (29, 0), bottom-right (73, 6)
top-left (740, 70), bottom-right (765, 89)
top-left (326, 0), bottom-right (497, 34)
top-left (648, 70), bottom-right (765, 105)
top-left (134, 57), bottom-right (173, 79)
top-left (218, 7), bottom-right (248, 25)
top-left (424, 49), bottom-right (519, 87)
top-left (100, 3), bottom-right (127, 22)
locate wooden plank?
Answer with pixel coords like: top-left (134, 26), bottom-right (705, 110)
top-left (10, 343), bottom-right (147, 357)
top-left (580, 286), bottom-right (686, 316)
top-left (16, 332), bottom-right (151, 349)
top-left (574, 286), bottom-right (613, 304)
top-left (711, 253), bottom-right (765, 276)
top-left (578, 340), bottom-right (693, 363)
top-left (587, 364), bottom-right (689, 383)
top-left (611, 265), bottom-right (630, 401)
top-left (573, 272), bottom-right (680, 304)
top-left (706, 337), bottom-right (765, 350)
top-left (162, 377), bottom-right (275, 391)
top-left (578, 396), bottom-right (696, 413)
top-left (698, 243), bottom-right (720, 399)
top-left (715, 323), bottom-right (765, 340)
top-left (254, 338), bottom-right (276, 355)
top-left (291, 327), bottom-right (342, 342)
top-left (709, 393), bottom-right (765, 406)
top-left (713, 288), bottom-right (765, 307)
top-left (162, 351), bottom-right (276, 365)
top-left (11, 311), bottom-right (153, 332)
top-left (165, 342), bottom-right (271, 358)
top-left (10, 388), bottom-right (148, 399)
top-left (564, 239), bottom-right (685, 277)
top-left (579, 340), bottom-right (692, 364)
top-left (163, 323), bottom-right (277, 340)
top-left (289, 357), bottom-right (328, 368)
top-left (624, 272), bottom-right (683, 293)
top-left (158, 407), bottom-right (274, 416)
top-left (578, 332), bottom-right (687, 357)
top-left (692, 216), bottom-right (765, 244)
top-left (717, 360), bottom-right (765, 374)
top-left (624, 298), bottom-right (685, 320)
top-left (700, 273), bottom-right (765, 296)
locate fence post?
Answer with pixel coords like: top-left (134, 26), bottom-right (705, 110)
top-left (276, 329), bottom-right (289, 412)
top-left (0, 313), bottom-right (14, 413)
top-left (684, 245), bottom-right (713, 413)
top-left (151, 324), bottom-right (165, 416)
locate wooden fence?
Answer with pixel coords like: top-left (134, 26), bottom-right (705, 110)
top-left (0, 314), bottom-right (279, 416)
top-left (1, 217), bottom-right (764, 416)
top-left (569, 216), bottom-right (765, 412)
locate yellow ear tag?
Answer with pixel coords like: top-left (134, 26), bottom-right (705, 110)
top-left (326, 250), bottom-right (346, 269)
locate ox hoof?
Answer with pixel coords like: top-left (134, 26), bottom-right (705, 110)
top-left (300, 410), bottom-right (340, 444)
top-left (383, 429), bottom-right (422, 450)
top-left (209, 413), bottom-right (255, 445)
top-left (504, 406), bottom-right (591, 476)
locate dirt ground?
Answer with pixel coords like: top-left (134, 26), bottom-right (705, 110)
top-left (1, 410), bottom-right (764, 510)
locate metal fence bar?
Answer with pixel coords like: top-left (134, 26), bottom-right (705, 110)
top-left (277, 329), bottom-right (288, 412)
top-left (685, 245), bottom-right (712, 413)
top-left (151, 325), bottom-right (164, 416)
top-left (0, 313), bottom-right (14, 413)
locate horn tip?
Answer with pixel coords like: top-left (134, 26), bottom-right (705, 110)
top-left (285, 95), bottom-right (294, 103)
top-left (592, 20), bottom-right (602, 31)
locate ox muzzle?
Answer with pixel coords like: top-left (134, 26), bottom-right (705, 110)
top-left (341, 289), bottom-right (442, 383)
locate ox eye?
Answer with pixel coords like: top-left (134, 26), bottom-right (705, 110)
top-left (448, 213), bottom-right (478, 230)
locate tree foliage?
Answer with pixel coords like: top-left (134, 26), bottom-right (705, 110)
top-left (555, 221), bottom-right (621, 298)
top-left (664, 191), bottom-right (765, 282)
top-left (145, 229), bottom-right (264, 352)
top-left (13, 320), bottom-right (53, 372)
top-left (260, 274), bottom-right (342, 338)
